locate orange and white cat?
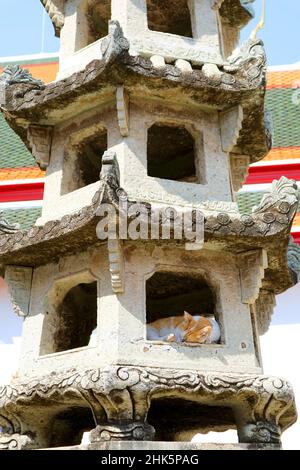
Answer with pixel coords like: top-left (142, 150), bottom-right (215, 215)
top-left (147, 312), bottom-right (220, 344)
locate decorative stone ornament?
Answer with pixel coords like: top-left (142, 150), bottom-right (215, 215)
top-left (4, 266), bottom-right (33, 318)
top-left (27, 125), bottom-right (53, 170)
top-left (0, 212), bottom-right (19, 234)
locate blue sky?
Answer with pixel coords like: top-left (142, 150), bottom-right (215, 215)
top-left (0, 0), bottom-right (299, 65)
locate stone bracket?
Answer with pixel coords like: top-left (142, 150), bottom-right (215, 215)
top-left (253, 289), bottom-right (276, 336)
top-left (230, 154), bottom-right (250, 192)
top-left (27, 124), bottom-right (53, 170)
top-left (116, 86), bottom-right (130, 137)
top-left (239, 249), bottom-right (268, 304)
top-left (88, 422), bottom-right (155, 443)
top-left (220, 105), bottom-right (244, 153)
top-left (108, 238), bottom-right (124, 294)
top-left (5, 266), bottom-right (33, 317)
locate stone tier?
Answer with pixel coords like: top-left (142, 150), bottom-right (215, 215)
top-left (0, 365), bottom-right (296, 449)
top-left (0, 21), bottom-right (270, 175)
top-left (0, 154), bottom-right (299, 298)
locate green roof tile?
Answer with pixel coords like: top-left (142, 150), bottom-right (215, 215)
top-left (237, 190), bottom-right (300, 214)
top-left (265, 88), bottom-right (300, 148)
top-left (2, 207), bottom-right (41, 230)
top-left (0, 113), bottom-right (36, 169)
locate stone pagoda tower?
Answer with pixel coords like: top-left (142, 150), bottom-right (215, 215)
top-left (0, 0), bottom-right (299, 450)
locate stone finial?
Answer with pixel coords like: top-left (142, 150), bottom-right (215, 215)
top-left (253, 177), bottom-right (299, 217)
top-left (100, 151), bottom-right (120, 186)
top-left (225, 38), bottom-right (267, 82)
top-left (0, 65), bottom-right (45, 107)
top-left (0, 212), bottom-right (20, 234)
top-left (0, 65), bottom-right (45, 88)
top-left (101, 21), bottom-right (130, 64)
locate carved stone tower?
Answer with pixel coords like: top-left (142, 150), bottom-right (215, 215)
top-left (0, 0), bottom-right (299, 450)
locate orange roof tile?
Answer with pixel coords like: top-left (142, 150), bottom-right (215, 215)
top-left (267, 70), bottom-right (300, 89)
top-left (0, 62), bottom-right (58, 84)
top-left (262, 147), bottom-right (300, 162)
top-left (0, 167), bottom-right (45, 181)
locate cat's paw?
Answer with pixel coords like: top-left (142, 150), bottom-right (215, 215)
top-left (167, 333), bottom-right (176, 342)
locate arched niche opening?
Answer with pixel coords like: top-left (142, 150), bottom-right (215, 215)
top-left (146, 0), bottom-right (193, 38)
top-left (62, 127), bottom-right (107, 194)
top-left (54, 281), bottom-right (97, 352)
top-left (147, 123), bottom-right (202, 183)
top-left (147, 398), bottom-right (236, 441)
top-left (146, 270), bottom-right (222, 344)
top-left (75, 0), bottom-right (111, 51)
top-left (41, 279), bottom-right (98, 355)
top-left (50, 406), bottom-right (95, 447)
top-left (87, 0), bottom-right (111, 44)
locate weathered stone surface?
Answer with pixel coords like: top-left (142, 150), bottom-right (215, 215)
top-left (43, 1), bottom-right (255, 38)
top-left (253, 289), bottom-right (277, 336)
top-left (4, 266), bottom-right (33, 318)
top-left (0, 176), bottom-right (297, 297)
top-left (0, 367), bottom-right (296, 449)
top-left (1, 0), bottom-right (297, 453)
top-left (27, 125), bottom-right (53, 170)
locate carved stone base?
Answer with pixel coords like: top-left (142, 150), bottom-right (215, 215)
top-left (43, 442), bottom-right (282, 451)
top-left (79, 441), bottom-right (282, 451)
top-left (0, 366), bottom-right (297, 449)
top-left (89, 422), bottom-right (155, 442)
top-left (238, 421), bottom-right (281, 445)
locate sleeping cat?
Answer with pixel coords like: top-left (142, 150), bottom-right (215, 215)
top-left (147, 311), bottom-right (220, 344)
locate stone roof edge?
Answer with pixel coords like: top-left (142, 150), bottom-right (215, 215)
top-left (0, 157), bottom-right (298, 295)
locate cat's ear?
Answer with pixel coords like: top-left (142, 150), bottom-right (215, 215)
top-left (184, 311), bottom-right (193, 321)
